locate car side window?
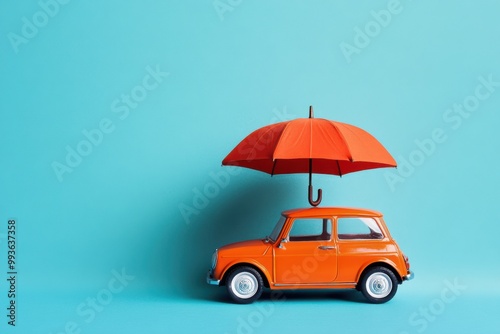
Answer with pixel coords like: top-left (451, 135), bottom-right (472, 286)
top-left (337, 217), bottom-right (384, 240)
top-left (288, 218), bottom-right (332, 241)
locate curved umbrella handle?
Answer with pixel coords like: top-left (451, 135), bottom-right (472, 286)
top-left (308, 185), bottom-right (322, 207)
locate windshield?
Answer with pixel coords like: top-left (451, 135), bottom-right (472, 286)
top-left (268, 216), bottom-right (286, 242)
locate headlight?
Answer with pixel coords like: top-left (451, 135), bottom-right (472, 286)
top-left (211, 249), bottom-right (218, 270)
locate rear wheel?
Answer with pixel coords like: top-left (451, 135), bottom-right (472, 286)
top-left (360, 266), bottom-right (398, 303)
top-left (226, 266), bottom-right (263, 304)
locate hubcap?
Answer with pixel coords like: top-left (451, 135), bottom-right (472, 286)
top-left (231, 272), bottom-right (258, 299)
top-left (366, 272), bottom-right (392, 299)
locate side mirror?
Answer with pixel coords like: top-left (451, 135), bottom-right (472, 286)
top-left (278, 238), bottom-right (287, 249)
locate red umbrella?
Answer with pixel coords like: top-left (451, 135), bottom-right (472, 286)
top-left (222, 106), bottom-right (396, 206)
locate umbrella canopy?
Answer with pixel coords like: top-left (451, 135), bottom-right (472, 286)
top-left (222, 106), bottom-right (397, 206)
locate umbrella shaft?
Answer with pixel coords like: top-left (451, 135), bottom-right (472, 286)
top-left (309, 159), bottom-right (312, 185)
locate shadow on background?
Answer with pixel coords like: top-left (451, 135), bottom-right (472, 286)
top-left (166, 175), bottom-right (303, 300)
top-left (207, 289), bottom-right (370, 304)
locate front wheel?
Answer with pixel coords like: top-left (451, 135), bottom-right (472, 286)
top-left (226, 266), bottom-right (263, 304)
top-left (359, 266), bottom-right (398, 303)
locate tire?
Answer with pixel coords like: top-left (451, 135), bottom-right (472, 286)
top-left (359, 266), bottom-right (398, 304)
top-left (226, 266), bottom-right (264, 304)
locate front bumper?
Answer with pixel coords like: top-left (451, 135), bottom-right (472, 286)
top-left (206, 271), bottom-right (220, 286)
top-left (404, 270), bottom-right (415, 281)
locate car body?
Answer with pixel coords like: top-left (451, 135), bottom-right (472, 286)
top-left (207, 207), bottom-right (413, 303)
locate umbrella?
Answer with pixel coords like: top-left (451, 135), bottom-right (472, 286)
top-left (222, 106), bottom-right (397, 206)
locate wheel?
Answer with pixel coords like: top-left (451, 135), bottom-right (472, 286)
top-left (226, 266), bottom-right (264, 304)
top-left (359, 266), bottom-right (398, 303)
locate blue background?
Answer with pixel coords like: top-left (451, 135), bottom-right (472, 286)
top-left (1, 0), bottom-right (499, 333)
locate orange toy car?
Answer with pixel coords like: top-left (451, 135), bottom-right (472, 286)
top-left (207, 207), bottom-right (413, 304)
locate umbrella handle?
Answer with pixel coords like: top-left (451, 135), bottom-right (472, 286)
top-left (308, 185), bottom-right (322, 207)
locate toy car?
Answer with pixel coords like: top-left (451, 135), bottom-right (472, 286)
top-left (207, 207), bottom-right (413, 304)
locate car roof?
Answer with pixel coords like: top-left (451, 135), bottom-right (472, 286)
top-left (281, 207), bottom-right (383, 218)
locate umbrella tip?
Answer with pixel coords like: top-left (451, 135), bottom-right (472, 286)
top-left (309, 105), bottom-right (314, 118)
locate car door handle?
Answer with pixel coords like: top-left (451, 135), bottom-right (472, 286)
top-left (318, 246), bottom-right (336, 250)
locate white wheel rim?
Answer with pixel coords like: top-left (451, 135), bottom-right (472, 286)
top-left (366, 272), bottom-right (392, 299)
top-left (231, 272), bottom-right (258, 299)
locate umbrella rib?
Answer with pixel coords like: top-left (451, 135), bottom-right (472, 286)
top-left (328, 121), bottom-right (354, 162)
top-left (242, 123), bottom-right (285, 167)
top-left (337, 123), bottom-right (396, 166)
top-left (272, 121), bottom-right (293, 161)
top-left (338, 122), bottom-right (368, 161)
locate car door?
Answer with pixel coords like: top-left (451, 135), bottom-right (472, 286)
top-left (274, 217), bottom-right (338, 285)
top-left (334, 216), bottom-right (389, 282)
